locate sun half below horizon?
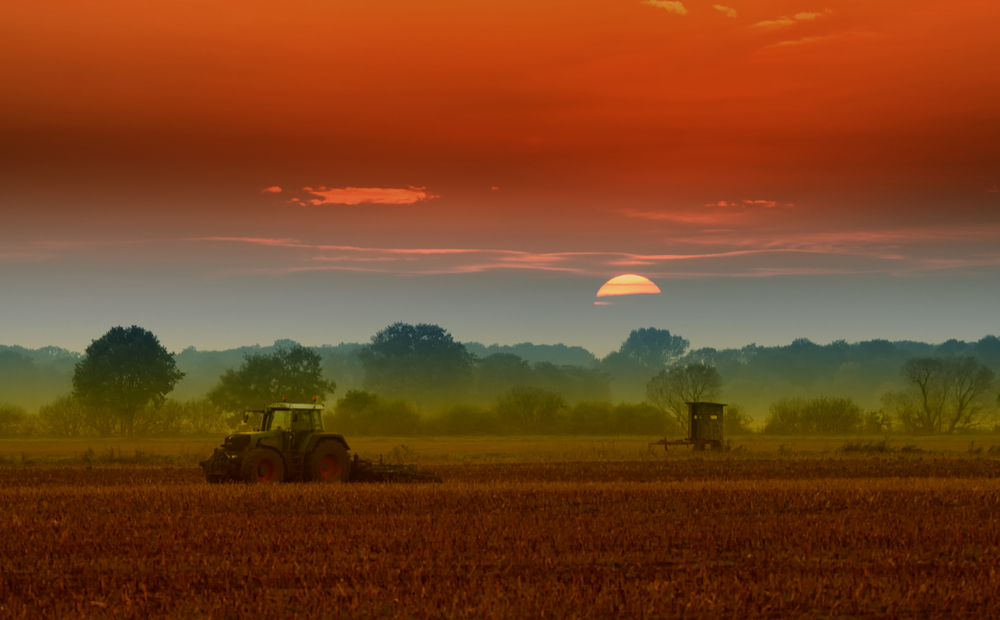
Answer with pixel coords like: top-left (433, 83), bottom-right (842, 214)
top-left (596, 275), bottom-right (662, 300)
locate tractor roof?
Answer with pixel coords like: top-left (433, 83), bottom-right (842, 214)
top-left (266, 403), bottom-right (324, 410)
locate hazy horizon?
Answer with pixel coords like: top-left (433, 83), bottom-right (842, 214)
top-left (4, 326), bottom-right (998, 363)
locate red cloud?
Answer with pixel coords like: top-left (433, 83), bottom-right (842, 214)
top-left (299, 186), bottom-right (437, 206)
top-left (261, 186), bottom-right (282, 193)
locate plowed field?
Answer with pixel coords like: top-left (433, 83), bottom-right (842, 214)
top-left (2, 457), bottom-right (999, 619)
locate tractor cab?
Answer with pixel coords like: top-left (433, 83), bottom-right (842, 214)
top-left (255, 403), bottom-right (324, 452)
top-left (262, 406), bottom-right (324, 433)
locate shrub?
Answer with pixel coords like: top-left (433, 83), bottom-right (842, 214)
top-left (764, 397), bottom-right (863, 435)
top-left (370, 399), bottom-right (422, 436)
top-left (612, 403), bottom-right (675, 435)
top-left (568, 402), bottom-right (614, 434)
top-left (862, 409), bottom-right (892, 434)
top-left (0, 403), bottom-right (28, 437)
top-left (36, 395), bottom-right (87, 437)
top-left (178, 398), bottom-right (230, 436)
top-left (429, 405), bottom-right (501, 435)
top-left (132, 400), bottom-right (185, 437)
top-left (724, 404), bottom-right (756, 435)
top-left (328, 390), bottom-right (380, 434)
top-left (328, 390), bottom-right (422, 436)
top-left (495, 387), bottom-right (567, 433)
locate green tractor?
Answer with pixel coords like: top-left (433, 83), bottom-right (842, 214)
top-left (200, 402), bottom-right (352, 484)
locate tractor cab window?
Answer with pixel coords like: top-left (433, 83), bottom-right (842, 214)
top-left (268, 410), bottom-right (291, 431)
top-left (312, 411), bottom-right (324, 431)
top-left (290, 411), bottom-right (313, 433)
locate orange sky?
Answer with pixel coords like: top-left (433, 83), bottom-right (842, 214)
top-left (1, 1), bottom-right (998, 351)
top-left (4, 0), bottom-right (997, 191)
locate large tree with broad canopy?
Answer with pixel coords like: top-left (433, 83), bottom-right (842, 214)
top-left (358, 322), bottom-right (474, 408)
top-left (72, 325), bottom-right (185, 437)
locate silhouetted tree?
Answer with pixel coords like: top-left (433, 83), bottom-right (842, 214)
top-left (646, 362), bottom-right (722, 433)
top-left (602, 327), bottom-right (689, 400)
top-left (883, 356), bottom-right (996, 433)
top-left (619, 327), bottom-right (690, 368)
top-left (474, 353), bottom-right (534, 402)
top-left (358, 322), bottom-right (474, 407)
top-left (208, 345), bottom-right (335, 412)
top-left (530, 362), bottom-right (612, 403)
top-left (72, 326), bottom-right (185, 437)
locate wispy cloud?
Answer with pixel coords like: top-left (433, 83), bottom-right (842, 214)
top-left (193, 235), bottom-right (933, 279)
top-left (190, 237), bottom-right (303, 247)
top-left (189, 236), bottom-right (812, 277)
top-left (754, 17), bottom-right (796, 27)
top-left (742, 199), bottom-right (778, 208)
top-left (771, 30), bottom-right (876, 48)
top-left (14, 222), bottom-right (1000, 281)
top-left (773, 35), bottom-right (835, 47)
top-left (713, 5), bottom-right (737, 18)
top-left (912, 256), bottom-right (1000, 272)
top-left (643, 1), bottom-right (688, 16)
top-left (294, 186), bottom-right (437, 206)
top-left (261, 186), bottom-right (282, 193)
top-left (625, 200), bottom-right (783, 225)
top-left (756, 9), bottom-right (831, 28)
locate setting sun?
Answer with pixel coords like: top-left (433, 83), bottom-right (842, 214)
top-left (596, 274), bottom-right (661, 298)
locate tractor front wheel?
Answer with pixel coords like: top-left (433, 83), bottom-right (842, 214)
top-left (307, 441), bottom-right (351, 483)
top-left (241, 448), bottom-right (285, 483)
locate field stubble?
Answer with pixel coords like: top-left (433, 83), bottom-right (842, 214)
top-left (2, 455), bottom-right (1000, 619)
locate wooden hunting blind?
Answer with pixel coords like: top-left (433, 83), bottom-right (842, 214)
top-left (687, 401), bottom-right (725, 443)
top-left (649, 401), bottom-right (727, 452)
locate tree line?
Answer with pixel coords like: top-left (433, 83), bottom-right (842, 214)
top-left (11, 330), bottom-right (1000, 414)
top-left (0, 323), bottom-right (998, 437)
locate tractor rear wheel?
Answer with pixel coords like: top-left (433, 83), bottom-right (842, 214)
top-left (241, 448), bottom-right (285, 483)
top-left (307, 441), bottom-right (351, 483)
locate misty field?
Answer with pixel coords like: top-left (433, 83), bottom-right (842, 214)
top-left (3, 434), bottom-right (999, 464)
top-left (2, 441), bottom-right (999, 619)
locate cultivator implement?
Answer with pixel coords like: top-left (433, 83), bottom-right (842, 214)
top-left (349, 455), bottom-right (442, 483)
